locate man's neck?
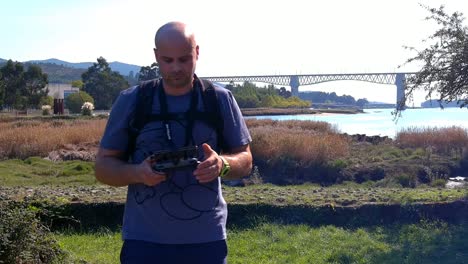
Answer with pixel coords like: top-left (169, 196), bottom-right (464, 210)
top-left (162, 76), bottom-right (196, 96)
top-left (163, 85), bottom-right (193, 96)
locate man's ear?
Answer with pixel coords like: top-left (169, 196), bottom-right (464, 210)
top-left (195, 45), bottom-right (199, 59)
top-left (154, 48), bottom-right (159, 62)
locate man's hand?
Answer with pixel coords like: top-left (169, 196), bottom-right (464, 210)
top-left (138, 156), bottom-right (167, 186)
top-left (193, 143), bottom-right (222, 183)
top-left (95, 148), bottom-right (167, 187)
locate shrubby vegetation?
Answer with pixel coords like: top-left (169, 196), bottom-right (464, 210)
top-left (300, 91), bottom-right (369, 108)
top-left (0, 202), bottom-right (68, 263)
top-left (65, 90), bottom-right (94, 114)
top-left (39, 95), bottom-right (54, 108)
top-left (226, 81), bottom-right (310, 108)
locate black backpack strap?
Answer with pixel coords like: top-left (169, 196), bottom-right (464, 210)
top-left (127, 79), bottom-right (159, 158)
top-left (126, 77), bottom-right (226, 158)
top-left (199, 79), bottom-right (227, 153)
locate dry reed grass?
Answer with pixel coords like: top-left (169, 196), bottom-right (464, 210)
top-left (246, 118), bottom-right (339, 134)
top-left (395, 126), bottom-right (468, 155)
top-left (0, 117), bottom-right (349, 164)
top-left (246, 119), bottom-right (349, 165)
top-left (0, 119), bottom-right (106, 159)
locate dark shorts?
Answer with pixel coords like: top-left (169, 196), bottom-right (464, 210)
top-left (120, 239), bottom-right (228, 264)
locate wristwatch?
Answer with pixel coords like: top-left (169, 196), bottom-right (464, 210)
top-left (218, 155), bottom-right (231, 177)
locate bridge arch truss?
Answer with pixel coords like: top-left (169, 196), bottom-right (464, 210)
top-left (203, 72), bottom-right (417, 110)
top-left (203, 73), bottom-right (416, 87)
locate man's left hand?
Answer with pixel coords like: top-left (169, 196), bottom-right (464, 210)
top-left (193, 143), bottom-right (222, 183)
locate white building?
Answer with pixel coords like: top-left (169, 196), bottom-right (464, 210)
top-left (46, 83), bottom-right (79, 99)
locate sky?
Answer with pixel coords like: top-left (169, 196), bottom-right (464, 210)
top-left (1, 0), bottom-right (467, 105)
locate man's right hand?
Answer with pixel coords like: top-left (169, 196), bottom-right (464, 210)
top-left (137, 156), bottom-right (167, 186)
top-left (95, 148), bottom-right (167, 187)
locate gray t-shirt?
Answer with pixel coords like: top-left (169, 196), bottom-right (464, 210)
top-left (100, 80), bottom-right (251, 244)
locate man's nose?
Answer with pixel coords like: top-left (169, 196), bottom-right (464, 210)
top-left (170, 62), bottom-right (182, 72)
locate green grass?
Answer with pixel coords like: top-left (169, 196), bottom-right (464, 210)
top-left (0, 157), bottom-right (97, 186)
top-left (56, 229), bottom-right (122, 264)
top-left (55, 221), bottom-right (468, 264)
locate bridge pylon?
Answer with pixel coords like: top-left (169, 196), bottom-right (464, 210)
top-left (395, 73), bottom-right (407, 111)
top-left (289, 75), bottom-right (300, 97)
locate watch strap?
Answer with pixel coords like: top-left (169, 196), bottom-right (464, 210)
top-left (219, 155), bottom-right (230, 177)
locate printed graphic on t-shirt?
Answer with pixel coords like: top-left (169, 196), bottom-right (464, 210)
top-left (132, 120), bottom-right (220, 220)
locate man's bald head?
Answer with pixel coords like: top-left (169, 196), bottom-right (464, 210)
top-left (153, 21), bottom-right (199, 94)
top-left (154, 21), bottom-right (197, 49)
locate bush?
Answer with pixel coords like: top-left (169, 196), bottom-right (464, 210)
top-left (396, 126), bottom-right (468, 156)
top-left (430, 178), bottom-right (447, 188)
top-left (39, 96), bottom-right (54, 108)
top-left (41, 104), bottom-right (52, 115)
top-left (395, 174), bottom-right (417, 188)
top-left (81, 101), bottom-right (95, 116)
top-left (65, 91), bottom-right (94, 114)
top-left (0, 202), bottom-right (67, 263)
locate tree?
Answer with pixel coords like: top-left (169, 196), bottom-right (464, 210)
top-left (40, 95), bottom-right (54, 107)
top-left (224, 81), bottom-right (235, 91)
top-left (0, 60), bottom-right (48, 109)
top-left (356, 98), bottom-right (369, 108)
top-left (400, 4), bottom-right (468, 112)
top-left (126, 71), bottom-right (138, 86)
top-left (0, 71), bottom-right (4, 109)
top-left (71, 80), bottom-right (83, 88)
top-left (137, 62), bottom-right (160, 82)
top-left (81, 57), bottom-right (129, 110)
top-left (278, 87), bottom-right (291, 98)
top-left (0, 60), bottom-right (25, 109)
top-left (24, 64), bottom-right (48, 108)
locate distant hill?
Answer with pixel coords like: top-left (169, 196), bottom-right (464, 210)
top-left (26, 62), bottom-right (86, 84)
top-left (0, 57), bottom-right (142, 84)
top-left (26, 58), bottom-right (141, 76)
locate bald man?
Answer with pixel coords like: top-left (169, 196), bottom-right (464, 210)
top-left (95, 21), bottom-right (252, 263)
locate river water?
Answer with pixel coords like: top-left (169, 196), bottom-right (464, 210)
top-left (246, 107), bottom-right (468, 139)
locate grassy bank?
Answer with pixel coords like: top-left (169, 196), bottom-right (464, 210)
top-left (1, 159), bottom-right (466, 205)
top-left (0, 157), bottom-right (96, 186)
top-left (1, 115), bottom-right (467, 188)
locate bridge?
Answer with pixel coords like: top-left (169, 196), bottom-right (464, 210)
top-left (202, 72), bottom-right (417, 109)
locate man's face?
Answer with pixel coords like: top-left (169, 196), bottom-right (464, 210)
top-left (155, 37), bottom-right (199, 90)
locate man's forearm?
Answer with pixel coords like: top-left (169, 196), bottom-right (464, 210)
top-left (221, 148), bottom-right (253, 180)
top-left (95, 155), bottom-right (140, 187)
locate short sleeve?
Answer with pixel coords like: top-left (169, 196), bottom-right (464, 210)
top-left (99, 86), bottom-right (138, 151)
top-left (216, 87), bottom-right (252, 150)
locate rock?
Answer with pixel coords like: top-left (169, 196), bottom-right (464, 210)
top-left (47, 143), bottom-right (97, 161)
top-left (448, 176), bottom-right (466, 182)
top-left (343, 133), bottom-right (391, 145)
top-left (446, 177), bottom-right (467, 189)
